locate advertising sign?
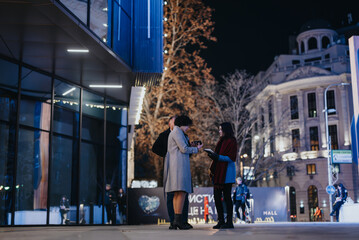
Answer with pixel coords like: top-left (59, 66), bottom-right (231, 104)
top-left (127, 187), bottom-right (288, 224)
top-left (331, 150), bottom-right (352, 164)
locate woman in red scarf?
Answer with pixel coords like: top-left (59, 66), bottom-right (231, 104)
top-left (208, 122), bottom-right (237, 229)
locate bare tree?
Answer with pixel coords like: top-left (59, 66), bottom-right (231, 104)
top-left (202, 70), bottom-right (299, 186)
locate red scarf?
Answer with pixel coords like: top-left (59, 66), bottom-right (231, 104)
top-left (211, 136), bottom-right (237, 184)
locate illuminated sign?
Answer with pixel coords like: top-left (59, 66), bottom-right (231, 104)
top-left (332, 150), bottom-right (352, 164)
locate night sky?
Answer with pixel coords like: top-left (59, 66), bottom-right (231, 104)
top-left (201, 0), bottom-right (359, 79)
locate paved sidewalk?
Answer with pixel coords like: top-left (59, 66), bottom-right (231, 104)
top-left (1, 222), bottom-right (359, 240)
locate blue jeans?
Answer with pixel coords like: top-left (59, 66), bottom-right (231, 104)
top-left (166, 192), bottom-right (189, 223)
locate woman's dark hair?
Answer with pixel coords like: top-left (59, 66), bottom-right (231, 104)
top-left (220, 122), bottom-right (234, 137)
top-left (175, 115), bottom-right (192, 127)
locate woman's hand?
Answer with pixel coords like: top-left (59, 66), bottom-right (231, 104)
top-left (197, 143), bottom-right (203, 150)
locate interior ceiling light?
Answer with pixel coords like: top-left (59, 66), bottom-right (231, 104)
top-left (89, 85), bottom-right (123, 88)
top-left (67, 49), bottom-right (89, 53)
top-left (62, 87), bottom-right (76, 96)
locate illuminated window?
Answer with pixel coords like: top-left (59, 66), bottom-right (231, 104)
top-left (306, 164), bottom-right (316, 175)
top-left (292, 129), bottom-right (300, 152)
top-left (309, 127), bottom-right (319, 150)
top-left (243, 166), bottom-right (254, 180)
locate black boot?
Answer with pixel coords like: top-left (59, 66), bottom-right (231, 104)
top-left (221, 214), bottom-right (234, 229)
top-left (173, 214), bottom-right (191, 230)
top-left (213, 220), bottom-right (224, 229)
top-left (169, 222), bottom-right (176, 230)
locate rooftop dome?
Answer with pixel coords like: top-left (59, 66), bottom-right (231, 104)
top-left (299, 19), bottom-right (332, 33)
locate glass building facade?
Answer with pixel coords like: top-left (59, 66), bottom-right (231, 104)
top-left (0, 0), bottom-right (163, 226)
top-left (0, 58), bottom-right (128, 225)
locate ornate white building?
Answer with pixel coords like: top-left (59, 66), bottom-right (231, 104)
top-left (247, 19), bottom-right (358, 222)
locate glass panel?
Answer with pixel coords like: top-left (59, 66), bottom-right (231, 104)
top-left (106, 100), bottom-right (127, 224)
top-left (15, 128), bottom-right (49, 225)
top-left (0, 59), bottom-right (18, 226)
top-left (80, 90), bottom-right (104, 224)
top-left (0, 58), bottom-right (19, 92)
top-left (90, 0), bottom-right (108, 42)
top-left (112, 3), bottom-right (131, 64)
top-left (60, 0), bottom-right (88, 24)
top-left (50, 98), bottom-right (80, 225)
top-left (19, 100), bottom-right (51, 131)
top-left (120, 0), bottom-right (132, 15)
top-left (54, 80), bottom-right (80, 112)
top-left (0, 123), bottom-right (12, 226)
top-left (80, 142), bottom-right (103, 224)
top-left (21, 68), bottom-right (51, 99)
top-left (20, 68), bottom-right (51, 131)
top-left (82, 91), bottom-right (105, 120)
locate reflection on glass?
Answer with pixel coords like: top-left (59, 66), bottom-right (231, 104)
top-left (0, 123), bottom-right (11, 226)
top-left (50, 135), bottom-right (78, 225)
top-left (54, 80), bottom-right (80, 112)
top-left (19, 100), bottom-right (51, 131)
top-left (80, 142), bottom-right (103, 224)
top-left (112, 1), bottom-right (131, 64)
top-left (0, 58), bottom-right (19, 92)
top-left (80, 90), bottom-right (104, 224)
top-left (0, 59), bottom-right (18, 226)
top-left (15, 129), bottom-right (49, 225)
top-left (20, 68), bottom-right (51, 131)
top-left (21, 67), bottom-right (51, 99)
top-left (90, 0), bottom-right (108, 42)
top-left (106, 100), bottom-right (127, 224)
top-left (60, 0), bottom-right (88, 24)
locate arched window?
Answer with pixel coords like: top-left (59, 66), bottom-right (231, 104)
top-left (289, 187), bottom-right (297, 222)
top-left (307, 185), bottom-right (318, 221)
top-left (322, 36), bottom-right (330, 49)
top-left (301, 41), bottom-right (305, 53)
top-left (308, 37), bottom-right (317, 50)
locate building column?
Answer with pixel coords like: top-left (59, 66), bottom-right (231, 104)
top-left (275, 93), bottom-right (284, 152)
top-left (317, 87), bottom-right (326, 149)
top-left (340, 86), bottom-right (350, 147)
top-left (297, 90), bottom-right (306, 152)
top-left (317, 35), bottom-right (322, 51)
top-left (304, 39), bottom-right (308, 53)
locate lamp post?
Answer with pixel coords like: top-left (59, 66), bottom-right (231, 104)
top-left (324, 82), bottom-right (349, 222)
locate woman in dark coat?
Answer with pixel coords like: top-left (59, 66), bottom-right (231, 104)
top-left (207, 122), bottom-right (237, 229)
top-left (163, 115), bottom-right (203, 229)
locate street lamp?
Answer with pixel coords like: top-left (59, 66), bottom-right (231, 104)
top-left (324, 82), bottom-right (350, 222)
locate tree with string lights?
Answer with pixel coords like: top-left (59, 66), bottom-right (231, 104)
top-left (134, 0), bottom-right (217, 185)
